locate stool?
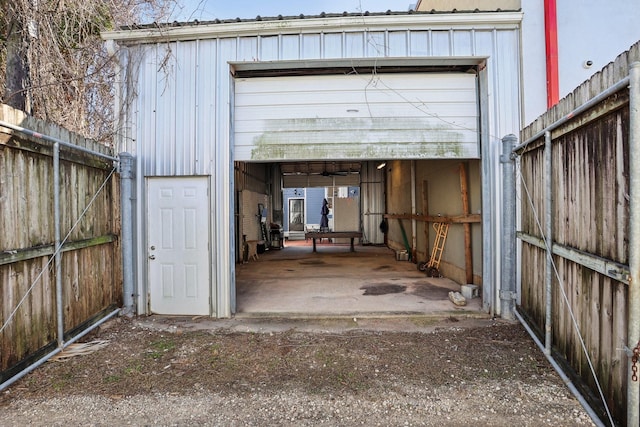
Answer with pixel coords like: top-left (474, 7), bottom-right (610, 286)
top-left (244, 240), bottom-right (259, 262)
top-left (270, 229), bottom-right (283, 249)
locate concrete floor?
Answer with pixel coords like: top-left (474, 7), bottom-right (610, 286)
top-left (235, 239), bottom-right (484, 318)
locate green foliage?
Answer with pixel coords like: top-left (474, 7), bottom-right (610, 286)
top-left (103, 374), bottom-right (122, 383)
top-left (146, 337), bottom-right (176, 359)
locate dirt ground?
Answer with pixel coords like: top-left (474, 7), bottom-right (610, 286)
top-left (0, 315), bottom-right (596, 426)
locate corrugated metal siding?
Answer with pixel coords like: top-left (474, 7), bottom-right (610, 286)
top-left (360, 161), bottom-right (386, 244)
top-left (121, 24), bottom-right (520, 176)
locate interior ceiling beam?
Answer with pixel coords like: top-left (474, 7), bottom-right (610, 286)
top-left (280, 161), bottom-right (362, 176)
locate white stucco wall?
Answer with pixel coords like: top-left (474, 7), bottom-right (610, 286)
top-left (521, 0), bottom-right (640, 125)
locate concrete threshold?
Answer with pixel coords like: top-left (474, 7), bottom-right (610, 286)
top-left (134, 311), bottom-right (498, 335)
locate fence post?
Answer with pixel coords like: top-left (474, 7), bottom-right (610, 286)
top-left (500, 134), bottom-right (518, 320)
top-left (544, 130), bottom-right (553, 355)
top-left (119, 153), bottom-right (135, 316)
top-left (628, 61), bottom-right (640, 427)
top-left (53, 143), bottom-right (64, 347)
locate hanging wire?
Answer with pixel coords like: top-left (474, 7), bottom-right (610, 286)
top-left (0, 166), bottom-right (118, 335)
top-left (518, 163), bottom-right (615, 426)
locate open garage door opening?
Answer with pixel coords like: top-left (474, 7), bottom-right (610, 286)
top-left (233, 159), bottom-right (483, 317)
top-left (232, 66), bottom-right (484, 316)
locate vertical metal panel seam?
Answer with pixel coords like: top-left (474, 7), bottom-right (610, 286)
top-left (405, 30), bottom-right (410, 56)
top-left (257, 34), bottom-right (262, 60)
top-left (449, 28), bottom-right (454, 54)
top-left (478, 35), bottom-right (494, 314)
top-left (194, 39), bottom-right (200, 174)
top-left (136, 117), bottom-right (146, 314)
top-left (491, 27), bottom-right (502, 315)
top-left (483, 29), bottom-right (501, 316)
top-left (174, 40), bottom-right (181, 175)
top-left (172, 41), bottom-right (178, 176)
top-left (153, 44), bottom-right (160, 175)
top-left (384, 29), bottom-right (389, 57)
top-left (471, 29), bottom-right (477, 55)
top-left (169, 41), bottom-right (180, 175)
top-left (366, 30), bottom-right (371, 57)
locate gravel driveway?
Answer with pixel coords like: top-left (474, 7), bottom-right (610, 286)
top-left (0, 315), bottom-right (596, 426)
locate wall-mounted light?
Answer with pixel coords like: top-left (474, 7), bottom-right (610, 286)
top-left (376, 162), bottom-right (387, 170)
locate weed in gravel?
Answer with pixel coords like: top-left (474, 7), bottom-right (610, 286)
top-left (124, 363), bottom-right (142, 375)
top-left (146, 337), bottom-right (176, 360)
top-left (151, 338), bottom-right (176, 352)
top-left (208, 344), bottom-right (221, 364)
top-left (315, 348), bottom-right (337, 367)
top-left (51, 372), bottom-right (74, 391)
top-left (207, 344), bottom-right (241, 373)
top-left (103, 374), bottom-right (121, 383)
top-left (337, 370), bottom-right (365, 390)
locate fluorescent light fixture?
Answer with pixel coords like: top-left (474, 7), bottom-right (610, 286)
top-left (376, 162), bottom-right (387, 170)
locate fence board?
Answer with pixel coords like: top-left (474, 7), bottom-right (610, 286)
top-left (0, 104), bottom-right (122, 380)
top-left (518, 41), bottom-right (638, 425)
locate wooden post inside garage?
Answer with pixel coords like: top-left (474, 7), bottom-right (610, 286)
top-left (422, 180), bottom-right (429, 262)
top-left (459, 163), bottom-right (473, 284)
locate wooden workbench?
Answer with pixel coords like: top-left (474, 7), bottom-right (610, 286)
top-left (304, 231), bottom-right (362, 252)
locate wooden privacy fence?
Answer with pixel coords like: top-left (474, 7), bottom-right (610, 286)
top-left (517, 42), bottom-right (639, 426)
top-left (0, 105), bottom-right (122, 384)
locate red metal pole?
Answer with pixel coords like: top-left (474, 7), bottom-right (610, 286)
top-left (544, 0), bottom-right (560, 107)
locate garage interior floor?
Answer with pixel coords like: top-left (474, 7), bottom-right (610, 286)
top-left (235, 239), bottom-right (484, 318)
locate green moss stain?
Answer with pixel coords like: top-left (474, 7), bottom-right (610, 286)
top-left (248, 117), bottom-right (473, 161)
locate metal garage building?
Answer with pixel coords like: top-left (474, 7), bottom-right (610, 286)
top-left (102, 9), bottom-right (522, 318)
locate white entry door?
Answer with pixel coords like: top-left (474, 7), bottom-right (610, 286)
top-left (147, 177), bottom-right (210, 315)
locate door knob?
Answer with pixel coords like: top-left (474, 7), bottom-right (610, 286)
top-left (149, 255), bottom-right (156, 260)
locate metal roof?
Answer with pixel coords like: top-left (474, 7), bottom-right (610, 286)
top-left (120, 8), bottom-right (521, 31)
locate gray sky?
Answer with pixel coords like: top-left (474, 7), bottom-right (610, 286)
top-left (171, 0), bottom-right (415, 22)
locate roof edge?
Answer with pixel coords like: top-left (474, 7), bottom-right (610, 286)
top-left (102, 11), bottom-right (523, 43)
